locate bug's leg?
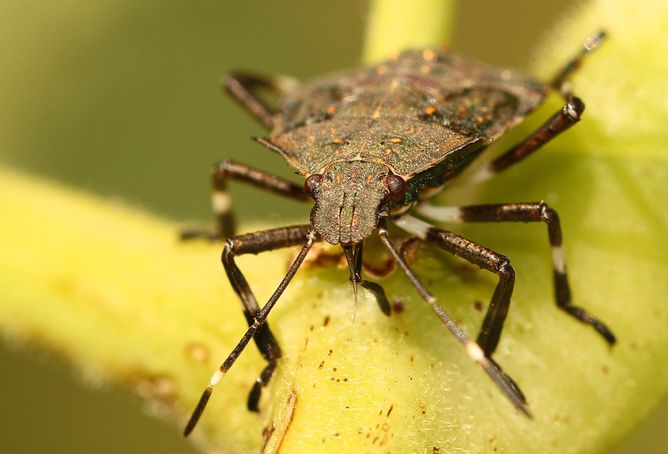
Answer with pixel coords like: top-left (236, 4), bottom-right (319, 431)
top-left (343, 243), bottom-right (391, 316)
top-left (360, 280), bottom-right (391, 316)
top-left (222, 224), bottom-right (313, 412)
top-left (224, 72), bottom-right (298, 130)
top-left (394, 214), bottom-right (515, 357)
top-left (549, 31), bottom-right (605, 98)
top-left (416, 201), bottom-right (616, 345)
top-left (184, 225), bottom-right (315, 436)
top-left (470, 32), bottom-right (605, 183)
top-left (470, 96), bottom-right (585, 182)
top-left (180, 160), bottom-right (310, 241)
top-left (379, 217), bottom-right (530, 416)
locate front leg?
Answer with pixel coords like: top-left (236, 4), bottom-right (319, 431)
top-left (181, 160), bottom-right (310, 241)
top-left (184, 225), bottom-right (316, 435)
top-left (379, 219), bottom-right (529, 416)
top-left (221, 225), bottom-right (313, 411)
top-left (395, 215), bottom-right (516, 357)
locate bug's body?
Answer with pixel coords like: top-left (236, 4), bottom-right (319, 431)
top-left (182, 34), bottom-right (615, 436)
top-left (266, 49), bottom-right (546, 243)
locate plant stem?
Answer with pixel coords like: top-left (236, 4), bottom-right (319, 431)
top-left (363, 0), bottom-right (456, 63)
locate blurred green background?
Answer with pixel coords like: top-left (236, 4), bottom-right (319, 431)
top-left (0, 1), bottom-right (665, 452)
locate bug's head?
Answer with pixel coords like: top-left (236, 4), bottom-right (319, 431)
top-left (304, 160), bottom-right (407, 245)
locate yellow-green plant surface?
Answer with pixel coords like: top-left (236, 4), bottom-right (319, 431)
top-left (1, 0), bottom-right (667, 452)
top-left (363, 0), bottom-right (456, 63)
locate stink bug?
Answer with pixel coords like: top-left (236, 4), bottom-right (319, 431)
top-left (182, 31), bottom-right (615, 436)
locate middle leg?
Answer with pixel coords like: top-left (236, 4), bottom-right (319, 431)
top-left (181, 160), bottom-right (310, 241)
top-left (416, 201), bottom-right (615, 345)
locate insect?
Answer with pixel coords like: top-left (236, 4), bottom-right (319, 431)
top-left (182, 31), bottom-right (615, 436)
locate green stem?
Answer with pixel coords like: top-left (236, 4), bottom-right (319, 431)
top-left (363, 0), bottom-right (456, 62)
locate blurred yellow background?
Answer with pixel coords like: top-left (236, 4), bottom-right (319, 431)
top-left (0, 1), bottom-right (665, 452)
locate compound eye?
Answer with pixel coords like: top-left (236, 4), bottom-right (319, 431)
top-left (304, 174), bottom-right (324, 198)
top-left (385, 174), bottom-right (407, 201)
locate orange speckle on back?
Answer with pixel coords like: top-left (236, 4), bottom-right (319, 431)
top-left (422, 49), bottom-right (437, 61)
top-left (332, 137), bottom-right (344, 144)
top-left (424, 106), bottom-right (437, 116)
top-left (389, 137), bottom-right (402, 144)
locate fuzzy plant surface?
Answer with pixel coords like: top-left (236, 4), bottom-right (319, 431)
top-left (0, 0), bottom-right (666, 453)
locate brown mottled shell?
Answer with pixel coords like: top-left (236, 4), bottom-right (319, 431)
top-left (264, 48), bottom-right (547, 178)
